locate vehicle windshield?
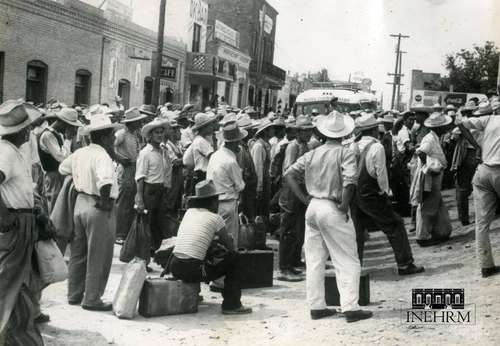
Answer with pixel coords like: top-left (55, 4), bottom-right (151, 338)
top-left (295, 102), bottom-right (363, 116)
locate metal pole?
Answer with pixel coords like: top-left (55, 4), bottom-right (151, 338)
top-left (153, 0), bottom-right (167, 108)
top-left (396, 51), bottom-right (403, 109)
top-left (255, 4), bottom-right (266, 114)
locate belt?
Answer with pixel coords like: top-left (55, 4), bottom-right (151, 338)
top-left (77, 191), bottom-right (116, 201)
top-left (7, 208), bottom-right (33, 213)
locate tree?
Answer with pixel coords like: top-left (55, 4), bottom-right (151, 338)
top-left (444, 41), bottom-right (499, 93)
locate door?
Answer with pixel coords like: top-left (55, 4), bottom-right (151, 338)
top-left (118, 79), bottom-right (130, 109)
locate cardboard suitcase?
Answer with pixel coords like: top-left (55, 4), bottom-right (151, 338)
top-left (138, 278), bottom-right (200, 317)
top-left (237, 250), bottom-right (274, 289)
top-left (324, 270), bottom-right (370, 306)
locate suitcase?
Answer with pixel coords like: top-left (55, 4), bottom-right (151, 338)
top-left (325, 270), bottom-right (370, 306)
top-left (237, 250), bottom-right (274, 289)
top-left (138, 278), bottom-right (200, 317)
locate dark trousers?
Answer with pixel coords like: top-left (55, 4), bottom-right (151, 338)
top-left (116, 164), bottom-right (137, 239)
top-left (456, 149), bottom-right (477, 224)
top-left (351, 193), bottom-right (414, 267)
top-left (279, 203), bottom-right (306, 270)
top-left (143, 183), bottom-right (166, 250)
top-left (170, 253), bottom-right (242, 310)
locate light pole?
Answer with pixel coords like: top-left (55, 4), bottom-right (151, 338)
top-left (153, 0), bottom-right (167, 108)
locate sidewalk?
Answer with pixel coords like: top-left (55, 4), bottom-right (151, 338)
top-left (39, 190), bottom-right (500, 346)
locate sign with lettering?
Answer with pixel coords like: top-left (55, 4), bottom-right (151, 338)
top-left (160, 67), bottom-right (177, 80)
top-left (190, 0), bottom-right (208, 25)
top-left (259, 10), bottom-right (274, 34)
top-left (411, 89), bottom-right (486, 108)
top-left (215, 20), bottom-right (240, 48)
top-left (217, 44), bottom-right (251, 70)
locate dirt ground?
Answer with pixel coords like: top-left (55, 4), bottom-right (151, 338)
top-left (39, 190), bottom-right (500, 346)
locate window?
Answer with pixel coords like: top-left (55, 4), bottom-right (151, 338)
top-left (143, 77), bottom-right (153, 104)
top-left (435, 296), bottom-right (441, 304)
top-left (192, 23), bottom-right (201, 53)
top-left (425, 294), bottom-right (431, 305)
top-left (416, 294), bottom-right (422, 305)
top-left (248, 85), bottom-right (254, 107)
top-left (445, 295), bottom-right (451, 305)
top-left (74, 69), bottom-right (91, 106)
top-left (455, 294), bottom-right (461, 304)
top-left (237, 83), bottom-right (244, 108)
top-left (26, 60), bottom-right (48, 105)
top-left (118, 79), bottom-right (131, 109)
top-left (0, 52), bottom-right (4, 103)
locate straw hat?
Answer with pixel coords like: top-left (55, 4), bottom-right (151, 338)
top-left (355, 113), bottom-right (380, 130)
top-left (381, 113), bottom-right (395, 123)
top-left (295, 115), bottom-right (314, 129)
top-left (272, 117), bottom-right (286, 128)
top-left (87, 113), bottom-right (120, 132)
top-left (0, 100), bottom-right (42, 136)
top-left (219, 113), bottom-right (237, 126)
top-left (473, 101), bottom-right (493, 116)
top-left (222, 122), bottom-right (247, 142)
top-left (191, 112), bottom-right (217, 131)
top-left (255, 118), bottom-right (275, 136)
top-left (236, 114), bottom-right (253, 129)
top-left (424, 112), bottom-right (452, 128)
top-left (316, 111), bottom-right (355, 139)
top-left (139, 104), bottom-right (156, 116)
top-left (187, 180), bottom-right (221, 200)
top-left (56, 107), bottom-right (83, 127)
top-left (121, 107), bottom-right (148, 123)
top-left (285, 115), bottom-right (296, 128)
top-left (141, 117), bottom-right (170, 138)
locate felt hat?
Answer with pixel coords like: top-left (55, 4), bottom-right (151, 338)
top-left (139, 104), bottom-right (156, 116)
top-left (222, 122), bottom-right (247, 142)
top-left (56, 107), bottom-right (83, 127)
top-left (191, 112), bottom-right (217, 131)
top-left (316, 111), bottom-right (355, 139)
top-left (473, 101), bottom-right (493, 116)
top-left (0, 100), bottom-right (42, 136)
top-left (87, 113), bottom-right (120, 132)
top-left (141, 117), bottom-right (170, 138)
top-left (295, 115), bottom-right (314, 129)
top-left (424, 112), bottom-right (452, 128)
top-left (355, 113), bottom-right (380, 130)
top-left (188, 180), bottom-right (221, 200)
top-left (121, 107), bottom-right (148, 123)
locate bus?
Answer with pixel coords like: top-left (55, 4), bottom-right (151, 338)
top-left (293, 88), bottom-right (378, 116)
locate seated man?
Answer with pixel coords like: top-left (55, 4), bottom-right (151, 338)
top-left (169, 180), bottom-right (252, 315)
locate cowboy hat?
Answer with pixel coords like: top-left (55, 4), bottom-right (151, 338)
top-left (191, 112), bottom-right (217, 131)
top-left (141, 117), bottom-right (171, 138)
top-left (424, 112), bottom-right (452, 128)
top-left (219, 113), bottom-right (237, 126)
top-left (121, 107), bottom-right (148, 124)
top-left (56, 108), bottom-right (83, 127)
top-left (237, 114), bottom-right (253, 129)
top-left (316, 111), bottom-right (355, 139)
top-left (355, 113), bottom-right (380, 131)
top-left (0, 100), bottom-right (42, 136)
top-left (139, 104), bottom-right (156, 116)
top-left (473, 101), bottom-right (493, 116)
top-left (86, 113), bottom-right (120, 132)
top-left (255, 118), bottom-right (275, 136)
top-left (295, 115), bottom-right (314, 129)
top-left (222, 122), bottom-right (247, 142)
top-left (187, 180), bottom-right (221, 200)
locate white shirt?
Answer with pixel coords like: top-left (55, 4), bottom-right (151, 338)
top-left (356, 136), bottom-right (390, 194)
top-left (250, 138), bottom-right (269, 192)
top-left (59, 143), bottom-right (118, 199)
top-left (180, 127), bottom-right (195, 148)
top-left (173, 208), bottom-right (225, 260)
top-left (191, 135), bottom-right (214, 172)
top-left (206, 146), bottom-right (245, 201)
top-left (39, 127), bottom-right (69, 163)
top-left (395, 125), bottom-right (410, 153)
top-left (270, 137), bottom-right (288, 163)
top-left (417, 130), bottom-right (447, 169)
top-left (0, 139), bottom-right (34, 208)
top-left (135, 144), bottom-right (172, 187)
top-left (463, 115), bottom-right (500, 166)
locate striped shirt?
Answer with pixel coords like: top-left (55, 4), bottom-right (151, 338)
top-left (173, 208), bottom-right (225, 260)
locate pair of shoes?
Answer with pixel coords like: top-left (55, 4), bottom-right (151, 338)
top-left (210, 285), bottom-right (224, 293)
top-left (34, 313), bottom-right (50, 324)
top-left (222, 305), bottom-right (252, 315)
top-left (416, 239), bottom-right (443, 247)
top-left (481, 266), bottom-right (500, 278)
top-left (115, 237), bottom-right (125, 245)
top-left (276, 270), bottom-right (304, 282)
top-left (289, 267), bottom-right (303, 275)
top-left (344, 310), bottom-right (373, 323)
top-left (68, 298), bottom-right (82, 305)
top-left (398, 264), bottom-right (425, 276)
top-left (310, 308), bottom-right (337, 320)
top-left (82, 302), bottom-right (113, 311)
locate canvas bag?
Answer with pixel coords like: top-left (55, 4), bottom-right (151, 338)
top-left (113, 258), bottom-right (147, 319)
top-left (35, 239), bottom-right (68, 286)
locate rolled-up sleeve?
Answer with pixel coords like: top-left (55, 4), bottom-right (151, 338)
top-left (58, 154), bottom-right (73, 176)
top-left (135, 150), bottom-right (148, 181)
top-left (372, 145), bottom-right (389, 194)
top-left (341, 148), bottom-right (357, 187)
top-left (95, 154), bottom-right (115, 190)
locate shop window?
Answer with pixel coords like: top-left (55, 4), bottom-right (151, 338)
top-left (248, 85), bottom-right (254, 107)
top-left (26, 60), bottom-right (48, 105)
top-left (74, 69), bottom-right (91, 106)
top-left (237, 83), bottom-right (243, 108)
top-left (144, 77), bottom-right (153, 105)
top-left (118, 79), bottom-right (131, 109)
top-left (192, 23), bottom-right (201, 53)
top-left (0, 52), bottom-right (4, 103)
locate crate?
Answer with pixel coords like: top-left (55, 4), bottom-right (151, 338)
top-left (324, 270), bottom-right (370, 306)
top-left (237, 250), bottom-right (274, 289)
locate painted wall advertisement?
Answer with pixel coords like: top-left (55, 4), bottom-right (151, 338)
top-left (217, 44), bottom-right (251, 70)
top-left (411, 89), bottom-right (487, 108)
top-left (214, 20), bottom-right (240, 48)
top-left (259, 10), bottom-right (274, 34)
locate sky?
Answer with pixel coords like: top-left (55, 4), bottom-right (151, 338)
top-left (89, 0), bottom-right (500, 108)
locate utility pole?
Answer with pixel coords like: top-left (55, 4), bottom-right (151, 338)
top-left (255, 4), bottom-right (266, 115)
top-left (387, 33), bottom-right (409, 110)
top-left (153, 0), bottom-right (167, 108)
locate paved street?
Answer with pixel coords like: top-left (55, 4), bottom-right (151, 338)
top-left (38, 190), bottom-right (500, 346)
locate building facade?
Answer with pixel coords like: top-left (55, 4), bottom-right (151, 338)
top-left (0, 0), bottom-right (185, 107)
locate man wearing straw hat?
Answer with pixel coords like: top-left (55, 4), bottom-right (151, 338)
top-left (207, 123), bottom-right (247, 249)
top-left (0, 100), bottom-right (44, 345)
top-left (113, 107), bottom-right (148, 245)
top-left (285, 111), bottom-right (372, 322)
top-left (38, 107), bottom-right (83, 213)
top-left (135, 117), bottom-right (172, 251)
top-left (59, 114), bottom-right (119, 311)
top-left (351, 113), bottom-right (424, 275)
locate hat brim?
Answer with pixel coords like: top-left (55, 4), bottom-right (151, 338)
top-left (141, 119), bottom-right (171, 137)
top-left (424, 115), bottom-right (453, 128)
top-left (87, 123), bottom-right (120, 132)
top-left (296, 124), bottom-right (315, 130)
top-left (381, 119), bottom-right (395, 123)
top-left (224, 129), bottom-right (248, 142)
top-left (356, 123), bottom-right (379, 131)
top-left (58, 117), bottom-right (84, 127)
top-left (255, 122), bottom-right (276, 136)
top-left (192, 117), bottom-right (217, 131)
top-left (121, 113), bottom-right (149, 123)
top-left (316, 115), bottom-right (355, 139)
top-left (0, 117), bottom-right (34, 136)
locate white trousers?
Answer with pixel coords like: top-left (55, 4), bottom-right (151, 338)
top-left (305, 198), bottom-right (361, 312)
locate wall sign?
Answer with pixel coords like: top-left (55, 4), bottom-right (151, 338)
top-left (215, 20), bottom-right (240, 48)
top-left (217, 44), bottom-right (251, 70)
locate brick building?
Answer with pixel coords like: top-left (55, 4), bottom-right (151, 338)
top-left (0, 0), bottom-right (185, 107)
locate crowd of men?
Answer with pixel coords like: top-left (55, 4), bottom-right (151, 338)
top-left (1, 88), bottom-right (500, 343)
